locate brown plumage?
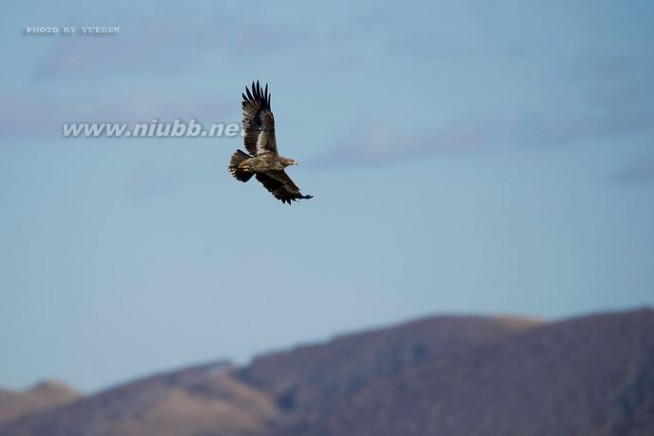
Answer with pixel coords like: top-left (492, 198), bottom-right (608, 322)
top-left (228, 81), bottom-right (313, 205)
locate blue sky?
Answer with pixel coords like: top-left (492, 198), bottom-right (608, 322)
top-left (1, 0), bottom-right (653, 392)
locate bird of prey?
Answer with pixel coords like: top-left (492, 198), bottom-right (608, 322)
top-left (228, 81), bottom-right (313, 204)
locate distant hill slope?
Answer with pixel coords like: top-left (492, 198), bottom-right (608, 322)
top-left (0, 362), bottom-right (279, 436)
top-left (1, 309), bottom-right (652, 436)
top-left (279, 308), bottom-right (654, 436)
top-left (238, 315), bottom-right (539, 416)
top-left (0, 380), bottom-right (80, 426)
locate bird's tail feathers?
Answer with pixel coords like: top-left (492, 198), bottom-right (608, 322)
top-left (229, 150), bottom-right (254, 182)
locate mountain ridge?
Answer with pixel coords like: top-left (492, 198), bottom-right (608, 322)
top-left (0, 379), bottom-right (81, 426)
top-left (1, 308), bottom-right (651, 436)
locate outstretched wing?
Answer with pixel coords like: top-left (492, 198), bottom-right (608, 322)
top-left (242, 81), bottom-right (277, 156)
top-left (255, 171), bottom-right (313, 204)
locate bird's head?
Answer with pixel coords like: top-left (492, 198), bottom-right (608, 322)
top-left (281, 157), bottom-right (298, 167)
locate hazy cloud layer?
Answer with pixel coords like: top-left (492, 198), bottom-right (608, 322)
top-left (0, 94), bottom-right (60, 139)
top-left (0, 92), bottom-right (234, 141)
top-left (310, 107), bottom-right (654, 168)
top-left (123, 160), bottom-right (182, 200)
top-left (614, 155), bottom-right (654, 184)
top-left (32, 10), bottom-right (318, 80)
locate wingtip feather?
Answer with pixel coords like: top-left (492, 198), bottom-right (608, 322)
top-left (243, 80), bottom-right (272, 108)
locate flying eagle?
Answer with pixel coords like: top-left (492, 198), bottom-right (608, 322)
top-left (228, 81), bottom-right (313, 204)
